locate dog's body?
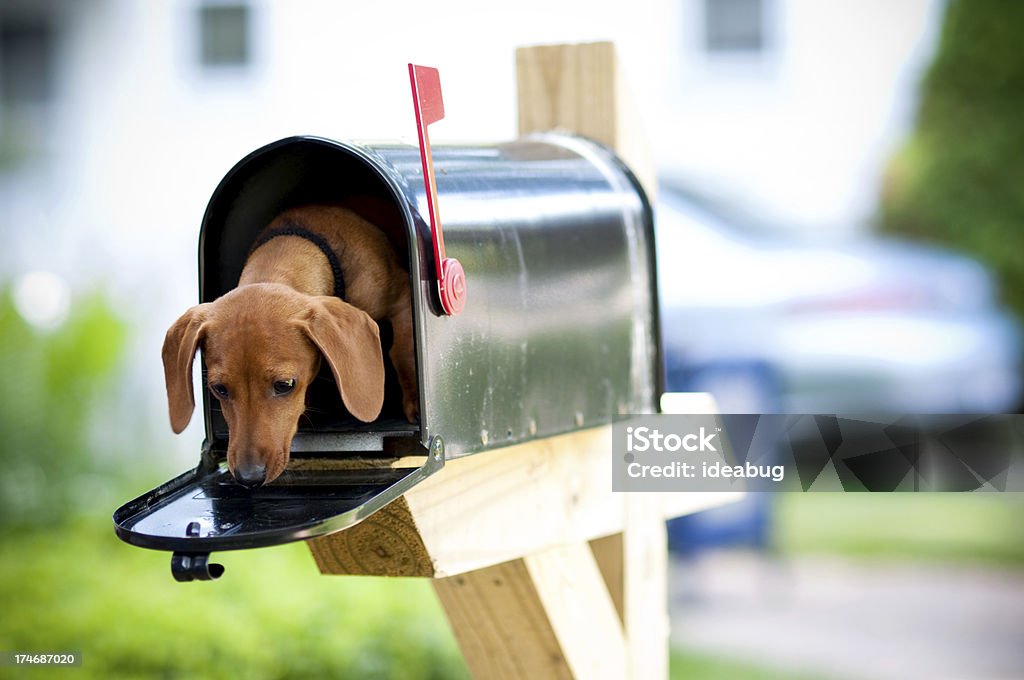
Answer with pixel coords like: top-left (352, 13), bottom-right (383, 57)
top-left (162, 206), bottom-right (417, 487)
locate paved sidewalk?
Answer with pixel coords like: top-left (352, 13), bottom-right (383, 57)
top-left (669, 552), bottom-right (1024, 680)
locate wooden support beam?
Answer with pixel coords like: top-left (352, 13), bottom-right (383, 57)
top-left (588, 533), bottom-right (626, 623)
top-left (517, 41), bottom-right (666, 680)
top-left (621, 494), bottom-right (669, 679)
top-left (432, 542), bottom-right (627, 680)
top-left (307, 425), bottom-right (737, 578)
top-left (588, 500), bottom-right (670, 679)
top-left (307, 496), bottom-right (432, 577)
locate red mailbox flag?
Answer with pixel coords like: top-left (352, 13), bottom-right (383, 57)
top-left (409, 64), bottom-right (466, 316)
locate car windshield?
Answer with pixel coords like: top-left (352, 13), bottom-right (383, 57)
top-left (659, 178), bottom-right (811, 239)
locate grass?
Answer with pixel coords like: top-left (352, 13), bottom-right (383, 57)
top-left (776, 493), bottom-right (1024, 568)
top-left (670, 649), bottom-right (828, 680)
top-left (2, 491), bottom-right (1020, 678)
top-left (0, 514), bottom-right (839, 680)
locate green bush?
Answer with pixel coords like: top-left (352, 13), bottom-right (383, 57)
top-left (0, 520), bottom-right (468, 680)
top-left (0, 287), bottom-right (127, 527)
top-left (881, 0), bottom-right (1024, 318)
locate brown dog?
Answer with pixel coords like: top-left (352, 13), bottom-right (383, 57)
top-left (162, 205), bottom-right (417, 487)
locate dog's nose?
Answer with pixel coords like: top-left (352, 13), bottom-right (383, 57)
top-left (233, 461), bottom-right (267, 488)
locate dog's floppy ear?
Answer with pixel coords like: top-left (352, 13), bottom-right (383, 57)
top-left (162, 303), bottom-right (211, 434)
top-left (300, 297), bottom-right (385, 423)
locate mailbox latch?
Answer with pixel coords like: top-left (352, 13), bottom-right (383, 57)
top-left (171, 522), bottom-right (224, 582)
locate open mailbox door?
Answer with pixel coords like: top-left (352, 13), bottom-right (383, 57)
top-left (114, 435), bottom-right (443, 581)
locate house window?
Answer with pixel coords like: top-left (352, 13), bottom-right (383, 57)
top-left (704, 0), bottom-right (765, 53)
top-left (0, 18), bottom-right (55, 107)
top-left (0, 16), bottom-right (56, 167)
top-left (198, 3), bottom-right (250, 68)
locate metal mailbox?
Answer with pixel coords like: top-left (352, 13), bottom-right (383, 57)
top-left (113, 132), bottom-right (661, 579)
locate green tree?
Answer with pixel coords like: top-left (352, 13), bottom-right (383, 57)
top-left (881, 0), bottom-right (1024, 317)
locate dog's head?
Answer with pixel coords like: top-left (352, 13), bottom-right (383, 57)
top-left (161, 283), bottom-right (384, 486)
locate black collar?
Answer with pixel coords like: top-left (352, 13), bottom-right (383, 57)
top-left (249, 223), bottom-right (346, 299)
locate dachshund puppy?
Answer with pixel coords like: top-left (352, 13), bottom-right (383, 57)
top-left (162, 206), bottom-right (417, 487)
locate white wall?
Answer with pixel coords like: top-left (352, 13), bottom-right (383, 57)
top-left (659, 0), bottom-right (943, 231)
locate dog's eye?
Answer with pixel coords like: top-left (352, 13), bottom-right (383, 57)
top-left (210, 383), bottom-right (229, 398)
top-left (273, 378), bottom-right (296, 396)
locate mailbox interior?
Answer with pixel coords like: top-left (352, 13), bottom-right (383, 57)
top-left (198, 137), bottom-right (429, 456)
top-left (115, 138), bottom-right (438, 555)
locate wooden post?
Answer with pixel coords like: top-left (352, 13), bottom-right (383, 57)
top-left (433, 543), bottom-right (627, 679)
top-left (515, 41), bottom-right (657, 200)
top-left (517, 41), bottom-right (665, 679)
top-left (307, 43), bottom-right (738, 680)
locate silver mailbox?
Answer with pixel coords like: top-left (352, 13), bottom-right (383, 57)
top-left (114, 132), bottom-right (661, 576)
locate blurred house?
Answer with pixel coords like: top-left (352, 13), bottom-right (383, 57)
top-left (0, 0), bottom-right (946, 261)
top-left (0, 0), bottom-right (947, 460)
top-left (653, 0), bottom-right (945, 231)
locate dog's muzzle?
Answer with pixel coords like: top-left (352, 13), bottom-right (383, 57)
top-left (232, 461), bottom-right (267, 488)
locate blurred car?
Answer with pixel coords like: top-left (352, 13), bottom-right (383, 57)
top-left (658, 179), bottom-right (1024, 557)
top-left (656, 179), bottom-right (1023, 415)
